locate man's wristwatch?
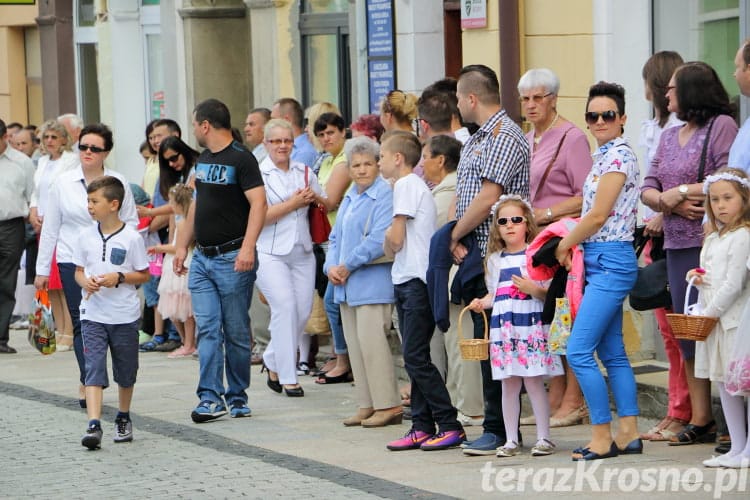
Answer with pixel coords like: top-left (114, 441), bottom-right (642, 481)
top-left (678, 184), bottom-right (689, 200)
top-left (116, 272), bottom-right (125, 288)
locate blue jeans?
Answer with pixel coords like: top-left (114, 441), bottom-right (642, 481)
top-left (395, 278), bottom-right (460, 434)
top-left (58, 262), bottom-right (86, 386)
top-left (189, 248), bottom-right (255, 406)
top-left (567, 241), bottom-right (639, 425)
top-left (324, 282), bottom-right (347, 355)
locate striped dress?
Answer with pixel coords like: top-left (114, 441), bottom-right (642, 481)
top-left (486, 248), bottom-right (563, 380)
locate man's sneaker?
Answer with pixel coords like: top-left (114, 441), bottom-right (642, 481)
top-left (113, 417), bottom-right (133, 443)
top-left (387, 429), bottom-right (432, 451)
top-left (421, 430), bottom-right (466, 451)
top-left (229, 401), bottom-right (252, 418)
top-left (154, 339), bottom-right (181, 352)
top-left (81, 424), bottom-right (103, 450)
top-left (462, 432), bottom-right (504, 456)
top-left (191, 400), bottom-right (227, 423)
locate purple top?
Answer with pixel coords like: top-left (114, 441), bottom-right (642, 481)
top-left (641, 114), bottom-right (738, 249)
top-left (527, 122), bottom-right (592, 208)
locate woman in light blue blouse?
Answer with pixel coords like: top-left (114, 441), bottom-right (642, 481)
top-left (324, 136), bottom-right (402, 428)
top-left (555, 82), bottom-right (641, 461)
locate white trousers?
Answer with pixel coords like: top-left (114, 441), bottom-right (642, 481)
top-left (256, 244), bottom-right (315, 385)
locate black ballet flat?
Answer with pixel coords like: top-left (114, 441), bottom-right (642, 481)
top-left (284, 385), bottom-right (304, 397)
top-left (617, 438), bottom-right (643, 455)
top-left (572, 442), bottom-right (619, 461)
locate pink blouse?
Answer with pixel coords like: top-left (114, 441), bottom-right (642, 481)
top-left (526, 122), bottom-right (592, 208)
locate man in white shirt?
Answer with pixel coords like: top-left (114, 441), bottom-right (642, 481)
top-left (244, 108), bottom-right (270, 164)
top-left (0, 119), bottom-right (35, 353)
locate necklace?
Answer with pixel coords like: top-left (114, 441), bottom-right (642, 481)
top-left (533, 113), bottom-right (559, 145)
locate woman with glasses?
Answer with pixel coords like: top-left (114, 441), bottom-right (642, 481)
top-left (255, 119), bottom-right (326, 397)
top-left (554, 82), bottom-right (641, 460)
top-left (641, 62), bottom-right (737, 446)
top-left (29, 119), bottom-right (79, 352)
top-left (35, 123), bottom-right (137, 407)
top-left (379, 90), bottom-right (419, 133)
top-left (516, 68), bottom-right (593, 429)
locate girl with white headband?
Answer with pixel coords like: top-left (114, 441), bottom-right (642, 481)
top-left (686, 167), bottom-right (750, 468)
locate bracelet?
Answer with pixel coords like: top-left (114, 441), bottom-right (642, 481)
top-left (546, 207), bottom-right (553, 222)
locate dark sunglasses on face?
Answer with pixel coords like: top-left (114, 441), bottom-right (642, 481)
top-left (497, 216), bottom-right (526, 226)
top-left (164, 154), bottom-right (181, 163)
top-left (78, 143), bottom-right (106, 153)
top-left (584, 110), bottom-right (619, 125)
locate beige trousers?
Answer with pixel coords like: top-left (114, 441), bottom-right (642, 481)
top-left (340, 302), bottom-right (400, 410)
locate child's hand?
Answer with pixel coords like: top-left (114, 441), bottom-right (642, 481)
top-left (511, 275), bottom-right (536, 295)
top-left (96, 273), bottom-right (119, 289)
top-left (82, 275), bottom-right (101, 297)
top-left (147, 245), bottom-right (160, 255)
top-left (686, 267), bottom-right (706, 285)
top-left (468, 298), bottom-right (485, 313)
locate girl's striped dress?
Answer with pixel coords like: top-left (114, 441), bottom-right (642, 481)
top-left (486, 248), bottom-right (563, 380)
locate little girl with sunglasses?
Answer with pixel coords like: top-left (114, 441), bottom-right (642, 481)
top-left (468, 195), bottom-right (563, 458)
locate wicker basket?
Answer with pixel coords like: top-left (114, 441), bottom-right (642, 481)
top-left (457, 306), bottom-right (489, 361)
top-left (667, 277), bottom-right (717, 341)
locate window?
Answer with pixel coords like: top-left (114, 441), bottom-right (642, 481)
top-left (300, 4), bottom-right (352, 123)
top-left (74, 0), bottom-right (100, 123)
top-left (653, 0), bottom-right (745, 120)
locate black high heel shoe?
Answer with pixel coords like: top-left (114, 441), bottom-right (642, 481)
top-left (284, 385), bottom-right (304, 397)
top-left (262, 363), bottom-right (282, 393)
top-left (617, 438), bottom-right (643, 455)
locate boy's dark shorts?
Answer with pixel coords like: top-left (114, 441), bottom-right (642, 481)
top-left (82, 320), bottom-right (139, 388)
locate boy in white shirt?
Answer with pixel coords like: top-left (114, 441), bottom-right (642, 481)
top-left (73, 176), bottom-right (150, 450)
top-left (381, 131), bottom-right (465, 452)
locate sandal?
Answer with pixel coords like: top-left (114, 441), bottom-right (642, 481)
top-left (640, 416), bottom-right (672, 440)
top-left (315, 371), bottom-right (353, 385)
top-left (668, 420), bottom-right (716, 446)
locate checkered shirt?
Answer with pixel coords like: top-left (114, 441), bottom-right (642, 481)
top-left (455, 109), bottom-right (530, 256)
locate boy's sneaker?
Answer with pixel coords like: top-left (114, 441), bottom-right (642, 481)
top-left (139, 335), bottom-right (165, 352)
top-left (462, 432), bottom-right (503, 456)
top-left (113, 417), bottom-right (133, 443)
top-left (387, 429), bottom-right (432, 451)
top-left (191, 400), bottom-right (227, 423)
top-left (229, 401), bottom-right (252, 418)
top-left (81, 424), bottom-right (103, 450)
top-left (154, 339), bottom-right (181, 352)
top-left (421, 429), bottom-right (466, 451)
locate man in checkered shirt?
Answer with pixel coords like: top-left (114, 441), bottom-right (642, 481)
top-left (450, 64), bottom-right (530, 457)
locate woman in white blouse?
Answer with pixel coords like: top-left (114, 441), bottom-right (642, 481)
top-left (255, 119), bottom-right (325, 397)
top-left (35, 123), bottom-right (137, 407)
top-left (29, 119), bottom-right (80, 351)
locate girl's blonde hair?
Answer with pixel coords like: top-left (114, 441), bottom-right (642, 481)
top-left (169, 183), bottom-right (193, 216)
top-left (704, 167), bottom-right (750, 235)
top-left (486, 196), bottom-right (539, 256)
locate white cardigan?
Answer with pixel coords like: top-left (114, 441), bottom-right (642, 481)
top-left (256, 156), bottom-right (322, 256)
top-left (31, 150), bottom-right (80, 215)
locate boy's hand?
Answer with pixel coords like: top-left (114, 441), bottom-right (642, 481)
top-left (96, 273), bottom-right (120, 289)
top-left (82, 275), bottom-right (102, 295)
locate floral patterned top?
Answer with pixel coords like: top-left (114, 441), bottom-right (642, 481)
top-left (582, 137), bottom-right (640, 243)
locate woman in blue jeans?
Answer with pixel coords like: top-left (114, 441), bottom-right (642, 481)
top-left (555, 82), bottom-right (641, 461)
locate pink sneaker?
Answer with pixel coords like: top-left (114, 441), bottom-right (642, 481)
top-left (387, 429), bottom-right (432, 451)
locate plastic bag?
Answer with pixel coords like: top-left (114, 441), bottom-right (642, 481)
top-left (28, 289), bottom-right (56, 355)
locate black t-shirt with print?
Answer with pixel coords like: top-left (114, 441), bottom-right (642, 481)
top-left (194, 141), bottom-right (264, 246)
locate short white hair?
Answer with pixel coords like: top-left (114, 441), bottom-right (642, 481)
top-left (263, 118), bottom-right (294, 140)
top-left (57, 113), bottom-right (84, 130)
top-left (344, 136), bottom-right (379, 164)
top-left (517, 68), bottom-right (560, 95)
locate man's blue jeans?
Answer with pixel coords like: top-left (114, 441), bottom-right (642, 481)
top-left (567, 241), bottom-right (639, 425)
top-left (189, 248), bottom-right (255, 406)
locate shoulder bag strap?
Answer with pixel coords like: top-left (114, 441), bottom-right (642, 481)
top-left (697, 117), bottom-right (716, 182)
top-left (533, 128), bottom-right (571, 204)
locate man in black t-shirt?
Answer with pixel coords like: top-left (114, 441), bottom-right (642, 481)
top-left (175, 98), bottom-right (267, 422)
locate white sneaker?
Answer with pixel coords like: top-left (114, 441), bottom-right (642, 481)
top-left (457, 411), bottom-right (484, 427)
top-left (702, 455), bottom-right (724, 467)
top-left (718, 454), bottom-right (750, 469)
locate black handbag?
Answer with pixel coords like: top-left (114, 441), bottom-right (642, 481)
top-left (629, 227), bottom-right (671, 311)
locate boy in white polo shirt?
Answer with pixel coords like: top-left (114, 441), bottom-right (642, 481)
top-left (73, 176), bottom-right (150, 450)
top-left (380, 131), bottom-right (465, 452)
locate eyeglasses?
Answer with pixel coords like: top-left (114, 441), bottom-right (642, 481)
top-left (79, 144), bottom-right (106, 153)
top-left (584, 110), bottom-right (619, 125)
top-left (497, 216), bottom-right (526, 226)
top-left (164, 154), bottom-right (181, 164)
top-left (519, 93), bottom-right (553, 104)
top-left (267, 138), bottom-right (293, 146)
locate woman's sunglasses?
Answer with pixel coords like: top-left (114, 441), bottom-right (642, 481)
top-left (497, 216), bottom-right (526, 226)
top-left (584, 110), bottom-right (619, 125)
top-left (164, 153), bottom-right (181, 163)
top-left (78, 144), bottom-right (106, 153)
